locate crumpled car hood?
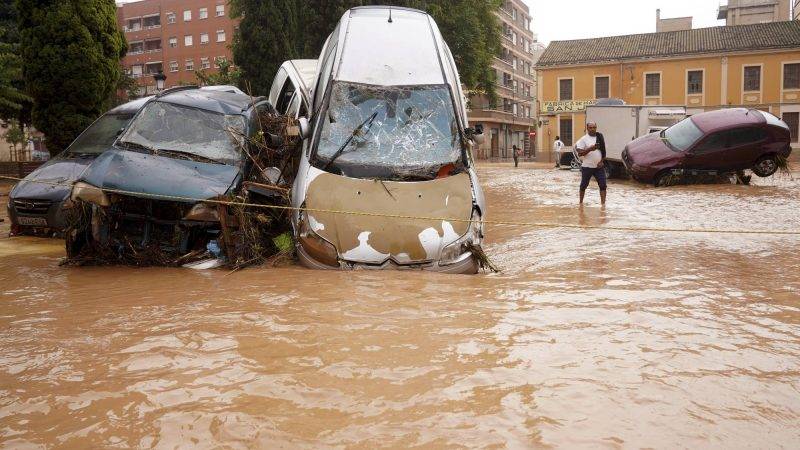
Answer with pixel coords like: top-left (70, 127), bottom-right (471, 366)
top-left (10, 155), bottom-right (94, 202)
top-left (627, 132), bottom-right (684, 166)
top-left (304, 169), bottom-right (474, 265)
top-left (79, 149), bottom-right (241, 202)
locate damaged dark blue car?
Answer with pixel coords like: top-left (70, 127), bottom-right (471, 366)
top-left (65, 86), bottom-right (281, 265)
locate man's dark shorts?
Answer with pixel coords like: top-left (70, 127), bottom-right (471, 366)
top-left (580, 166), bottom-right (607, 191)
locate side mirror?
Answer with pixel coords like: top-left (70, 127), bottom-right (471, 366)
top-left (298, 117), bottom-right (311, 140)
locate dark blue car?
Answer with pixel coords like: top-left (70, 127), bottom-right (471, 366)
top-left (7, 97), bottom-right (150, 235)
top-left (66, 86), bottom-right (278, 260)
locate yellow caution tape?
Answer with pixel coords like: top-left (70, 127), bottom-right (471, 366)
top-left (2, 175), bottom-right (799, 236)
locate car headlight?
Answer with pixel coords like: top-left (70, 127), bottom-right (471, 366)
top-left (298, 211), bottom-right (339, 267)
top-left (71, 182), bottom-right (110, 207)
top-left (440, 211), bottom-right (482, 265)
top-left (184, 203), bottom-right (220, 222)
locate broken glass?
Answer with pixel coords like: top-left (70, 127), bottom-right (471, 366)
top-left (315, 82), bottom-right (462, 179)
top-left (119, 101), bottom-right (246, 165)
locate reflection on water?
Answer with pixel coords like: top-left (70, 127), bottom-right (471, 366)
top-left (1, 167), bottom-right (799, 448)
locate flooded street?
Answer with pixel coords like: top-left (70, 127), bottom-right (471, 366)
top-left (1, 164), bottom-right (800, 448)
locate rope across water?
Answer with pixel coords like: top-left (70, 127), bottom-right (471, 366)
top-left (2, 175), bottom-right (799, 236)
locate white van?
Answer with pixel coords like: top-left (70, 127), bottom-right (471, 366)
top-left (285, 6), bottom-right (486, 274)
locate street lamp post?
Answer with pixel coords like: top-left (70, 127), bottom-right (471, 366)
top-left (152, 70), bottom-right (167, 93)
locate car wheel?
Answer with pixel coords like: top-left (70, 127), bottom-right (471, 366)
top-left (653, 170), bottom-right (675, 187)
top-left (752, 155), bottom-right (778, 177)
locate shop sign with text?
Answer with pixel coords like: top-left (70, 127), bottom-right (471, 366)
top-left (540, 100), bottom-right (597, 115)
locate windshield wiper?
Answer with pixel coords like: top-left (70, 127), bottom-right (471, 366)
top-left (323, 111), bottom-right (379, 171)
top-left (154, 148), bottom-right (224, 165)
top-left (117, 140), bottom-right (156, 153)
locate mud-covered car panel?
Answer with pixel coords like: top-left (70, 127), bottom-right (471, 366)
top-left (304, 170), bottom-right (473, 264)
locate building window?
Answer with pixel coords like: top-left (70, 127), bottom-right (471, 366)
top-left (184, 35), bottom-right (193, 46)
top-left (784, 63), bottom-right (800, 90)
top-left (645, 73), bottom-right (661, 97)
top-left (784, 112), bottom-right (799, 143)
top-left (216, 4), bottom-right (225, 16)
top-left (200, 33), bottom-right (209, 44)
top-left (201, 57), bottom-right (210, 69)
top-left (169, 61), bottom-right (178, 72)
top-left (559, 116), bottom-right (573, 146)
top-left (559, 79), bottom-right (573, 101)
top-left (168, 37), bottom-right (177, 48)
top-left (185, 59), bottom-right (194, 71)
top-left (687, 70), bottom-right (703, 94)
top-left (216, 30), bottom-right (226, 42)
top-left (166, 12), bottom-right (176, 24)
top-left (744, 66), bottom-right (761, 91)
top-left (595, 76), bottom-right (609, 99)
top-left (199, 8), bottom-right (208, 19)
top-left (183, 10), bottom-right (191, 21)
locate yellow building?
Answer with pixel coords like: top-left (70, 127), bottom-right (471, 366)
top-left (534, 21), bottom-right (800, 161)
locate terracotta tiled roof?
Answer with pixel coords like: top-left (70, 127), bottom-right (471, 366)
top-left (535, 21), bottom-right (800, 68)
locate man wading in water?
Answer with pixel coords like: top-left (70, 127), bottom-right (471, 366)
top-left (575, 122), bottom-right (607, 205)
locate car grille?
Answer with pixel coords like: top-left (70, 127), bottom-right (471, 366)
top-left (13, 199), bottom-right (53, 215)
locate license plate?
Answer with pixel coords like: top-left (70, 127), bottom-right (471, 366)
top-left (17, 216), bottom-right (48, 227)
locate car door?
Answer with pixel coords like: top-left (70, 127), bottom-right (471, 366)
top-left (719, 127), bottom-right (769, 170)
top-left (685, 127), bottom-right (768, 171)
top-left (684, 131), bottom-right (727, 170)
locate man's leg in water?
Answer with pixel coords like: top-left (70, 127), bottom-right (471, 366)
top-left (595, 168), bottom-right (608, 205)
top-left (579, 167), bottom-right (591, 204)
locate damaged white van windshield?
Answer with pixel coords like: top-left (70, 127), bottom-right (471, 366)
top-left (314, 82), bottom-right (463, 179)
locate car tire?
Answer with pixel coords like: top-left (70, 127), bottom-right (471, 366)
top-left (653, 170), bottom-right (675, 187)
top-left (751, 155), bottom-right (778, 178)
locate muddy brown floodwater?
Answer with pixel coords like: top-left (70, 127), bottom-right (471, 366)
top-left (1, 164), bottom-right (800, 448)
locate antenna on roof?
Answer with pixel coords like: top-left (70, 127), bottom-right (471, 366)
top-left (388, 6), bottom-right (393, 23)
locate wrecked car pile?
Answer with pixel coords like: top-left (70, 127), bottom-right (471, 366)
top-left (64, 87), bottom-right (302, 269)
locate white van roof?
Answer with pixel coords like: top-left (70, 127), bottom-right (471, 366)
top-left (335, 7), bottom-right (446, 86)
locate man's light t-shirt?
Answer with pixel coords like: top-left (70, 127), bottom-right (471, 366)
top-left (575, 134), bottom-right (602, 168)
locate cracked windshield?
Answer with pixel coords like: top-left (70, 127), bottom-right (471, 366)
top-left (316, 83), bottom-right (462, 179)
top-left (120, 102), bottom-right (246, 165)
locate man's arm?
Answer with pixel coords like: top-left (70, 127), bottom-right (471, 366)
top-left (577, 144), bottom-right (596, 157)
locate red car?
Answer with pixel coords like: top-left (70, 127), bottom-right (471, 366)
top-left (622, 108), bottom-right (792, 186)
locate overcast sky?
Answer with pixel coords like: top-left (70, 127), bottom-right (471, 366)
top-left (523, 0), bottom-right (726, 44)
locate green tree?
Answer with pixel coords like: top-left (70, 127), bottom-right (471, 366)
top-left (0, 41), bottom-right (30, 118)
top-left (111, 70), bottom-right (140, 106)
top-left (3, 118), bottom-right (26, 159)
top-left (231, 0), bottom-right (501, 100)
top-left (195, 58), bottom-right (242, 87)
top-left (230, 0), bottom-right (301, 95)
top-left (16, 0), bottom-right (126, 155)
top-left (0, 0), bottom-right (32, 123)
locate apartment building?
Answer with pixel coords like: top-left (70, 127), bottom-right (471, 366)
top-left (467, 0), bottom-right (539, 159)
top-left (534, 21), bottom-right (800, 160)
top-left (116, 0), bottom-right (238, 94)
top-left (718, 0), bottom-right (790, 25)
